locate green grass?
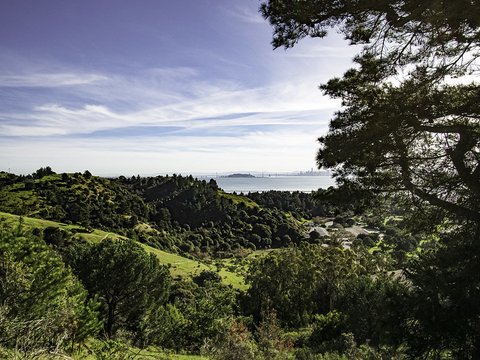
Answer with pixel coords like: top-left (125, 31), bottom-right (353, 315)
top-left (145, 245), bottom-right (209, 277)
top-left (110, 346), bottom-right (209, 360)
top-left (145, 246), bottom-right (246, 289)
top-left (218, 266), bottom-right (246, 289)
top-left (217, 190), bottom-right (259, 208)
top-left (0, 211), bottom-right (246, 290)
top-left (169, 355), bottom-right (207, 359)
top-left (35, 173), bottom-right (62, 182)
top-left (142, 349), bottom-right (208, 359)
top-left (212, 249), bottom-right (274, 289)
top-left (70, 344), bottom-right (208, 360)
top-left (0, 211), bottom-right (123, 243)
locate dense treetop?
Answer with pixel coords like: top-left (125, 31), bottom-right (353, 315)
top-left (261, 0), bottom-right (480, 226)
top-left (261, 0), bottom-right (480, 75)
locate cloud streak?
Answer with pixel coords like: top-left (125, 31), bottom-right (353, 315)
top-left (0, 128), bottom-right (326, 174)
top-left (225, 5), bottom-right (265, 24)
top-left (0, 69), bottom-right (339, 137)
top-left (0, 66), bottom-right (335, 174)
top-left (0, 72), bottom-right (107, 87)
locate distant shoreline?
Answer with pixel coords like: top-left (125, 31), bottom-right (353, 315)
top-left (200, 174), bottom-right (332, 179)
top-left (221, 173), bottom-right (256, 178)
top-left (212, 174), bottom-right (336, 193)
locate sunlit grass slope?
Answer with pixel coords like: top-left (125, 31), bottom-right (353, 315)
top-left (0, 211), bottom-right (246, 290)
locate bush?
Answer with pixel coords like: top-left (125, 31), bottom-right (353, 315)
top-left (204, 317), bottom-right (259, 360)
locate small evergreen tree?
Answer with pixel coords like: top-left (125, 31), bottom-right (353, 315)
top-left (65, 238), bottom-right (171, 341)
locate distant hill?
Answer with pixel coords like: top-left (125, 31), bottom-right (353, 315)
top-left (223, 173), bottom-right (256, 178)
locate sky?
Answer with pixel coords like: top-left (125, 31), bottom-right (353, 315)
top-left (0, 0), bottom-right (358, 175)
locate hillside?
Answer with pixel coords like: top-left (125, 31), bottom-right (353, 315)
top-left (0, 169), bottom-right (149, 229)
top-left (0, 211), bottom-right (246, 289)
top-left (0, 169), bottom-right (305, 256)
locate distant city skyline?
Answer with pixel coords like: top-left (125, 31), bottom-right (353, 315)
top-left (0, 0), bottom-right (358, 174)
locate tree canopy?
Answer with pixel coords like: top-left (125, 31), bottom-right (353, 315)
top-left (0, 226), bottom-right (100, 356)
top-left (261, 0), bottom-right (480, 76)
top-left (261, 0), bottom-right (480, 225)
top-left (65, 239), bottom-right (170, 339)
top-left (261, 1), bottom-right (480, 356)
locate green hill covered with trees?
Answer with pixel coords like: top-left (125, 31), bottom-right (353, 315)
top-left (0, 168), bottom-right (305, 257)
top-left (1, 163), bottom-right (478, 358)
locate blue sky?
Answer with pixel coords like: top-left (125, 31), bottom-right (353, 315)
top-left (0, 0), bottom-right (357, 175)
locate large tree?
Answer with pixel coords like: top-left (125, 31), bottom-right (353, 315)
top-left (261, 1), bottom-right (480, 356)
top-left (245, 244), bottom-right (365, 327)
top-left (65, 239), bottom-right (170, 339)
top-left (0, 226), bottom-right (100, 356)
top-left (405, 226), bottom-right (480, 357)
top-left (261, 0), bottom-right (480, 225)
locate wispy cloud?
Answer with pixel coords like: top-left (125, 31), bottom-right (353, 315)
top-left (0, 69), bottom-right (338, 137)
top-left (0, 64), bottom-right (336, 174)
top-left (224, 4), bottom-right (265, 24)
top-left (0, 128), bottom-right (326, 174)
top-left (144, 67), bottom-right (199, 79)
top-left (0, 72), bottom-right (107, 87)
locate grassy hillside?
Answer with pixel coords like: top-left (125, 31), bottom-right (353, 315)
top-left (218, 190), bottom-right (259, 208)
top-left (0, 170), bottom-right (306, 254)
top-left (0, 211), bottom-right (246, 290)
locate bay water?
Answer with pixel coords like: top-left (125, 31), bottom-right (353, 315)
top-left (200, 175), bottom-right (336, 193)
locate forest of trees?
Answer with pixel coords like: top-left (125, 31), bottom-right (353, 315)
top-left (0, 171), bottom-right (309, 255)
top-left (0, 163), bottom-right (476, 358)
top-left (1, 0), bottom-right (480, 358)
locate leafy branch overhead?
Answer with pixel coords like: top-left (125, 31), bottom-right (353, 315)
top-left (262, 0), bottom-right (480, 224)
top-left (261, 0), bottom-right (480, 75)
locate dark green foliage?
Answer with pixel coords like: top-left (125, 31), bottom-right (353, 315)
top-left (33, 166), bottom-right (55, 179)
top-left (404, 226), bottom-right (480, 358)
top-left (205, 317), bottom-right (259, 360)
top-left (261, 0), bottom-right (480, 75)
top-left (315, 184), bottom-right (377, 216)
top-left (336, 274), bottom-right (408, 347)
top-left (380, 227), bottom-right (419, 265)
top-left (243, 243), bottom-right (408, 355)
top-left (261, 0), bottom-right (480, 225)
top-left (245, 244), bottom-right (365, 327)
top-left (0, 173), bottom-right (437, 356)
top-left (118, 174), bottom-right (305, 253)
top-left (139, 303), bottom-right (188, 350)
top-left (64, 238), bottom-right (170, 340)
top-left (259, 4), bottom-right (480, 355)
top-left (247, 188), bottom-right (375, 219)
top-left (0, 225), bottom-right (101, 355)
top-left (167, 279), bottom-right (238, 351)
top-left (0, 170), bottom-right (150, 231)
top-left (255, 310), bottom-right (293, 358)
top-left (4, 164), bottom-right (469, 357)
top-left (354, 233), bottom-right (377, 248)
top-left (317, 67), bottom-right (480, 224)
top-left (308, 311), bottom-right (347, 353)
top-left (43, 225), bottom-right (72, 248)
top-left (247, 190), bottom-right (331, 218)
top-left (193, 270), bottom-right (222, 287)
